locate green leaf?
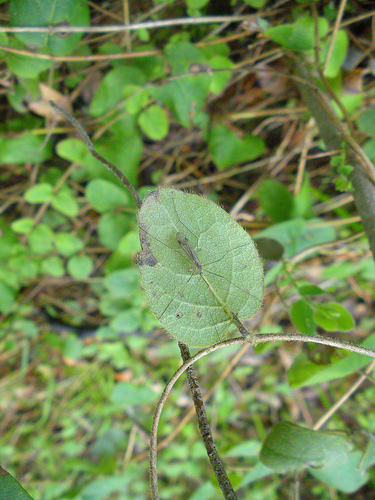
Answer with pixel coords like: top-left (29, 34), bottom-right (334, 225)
top-left (313, 302), bottom-right (355, 331)
top-left (24, 183), bottom-right (53, 203)
top-left (9, 0), bottom-right (90, 56)
top-left (288, 332), bottom-right (375, 388)
top-left (358, 107), bottom-right (375, 138)
top-left (110, 382), bottom-right (157, 408)
top-left (6, 40), bottom-right (52, 78)
top-left (257, 219), bottom-right (335, 258)
top-left (0, 466), bottom-right (35, 500)
top-left (109, 309), bottom-right (141, 333)
top-left (40, 256), bottom-right (65, 277)
top-left (98, 213), bottom-right (130, 250)
top-left (256, 180), bottom-right (294, 222)
top-left (260, 421), bottom-right (352, 472)
top-left (122, 85), bottom-right (149, 114)
top-left (90, 66), bottom-right (146, 116)
top-left (290, 299), bottom-right (316, 335)
top-left (28, 224), bottom-right (54, 253)
top-left (67, 255), bottom-right (93, 279)
top-left (54, 233), bottom-right (83, 256)
top-left (299, 284), bottom-right (326, 296)
top-left (264, 15), bottom-right (329, 51)
top-left (56, 137), bottom-right (87, 164)
top-left (85, 179), bottom-right (129, 212)
top-left (11, 217), bottom-right (34, 234)
top-left (138, 104), bottom-right (169, 140)
top-left (138, 188), bottom-right (264, 347)
top-left (208, 55), bottom-right (234, 94)
top-left (165, 41), bottom-right (207, 75)
top-left (310, 450), bottom-right (369, 493)
top-left (0, 133), bottom-right (52, 164)
top-left (51, 187), bottom-right (79, 217)
top-left (104, 269), bottom-right (140, 299)
top-left (208, 124), bottom-right (265, 169)
top-left (0, 282), bottom-right (17, 313)
top-left (322, 30), bottom-right (348, 78)
top-left (243, 0), bottom-right (267, 7)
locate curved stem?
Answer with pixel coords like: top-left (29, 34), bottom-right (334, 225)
top-left (150, 333), bottom-right (375, 499)
top-left (49, 101), bottom-right (143, 208)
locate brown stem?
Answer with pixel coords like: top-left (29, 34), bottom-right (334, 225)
top-left (49, 101), bottom-right (143, 209)
top-left (294, 63), bottom-right (375, 262)
top-left (178, 342), bottom-right (238, 500)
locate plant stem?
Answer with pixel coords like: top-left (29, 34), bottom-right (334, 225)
top-left (178, 342), bottom-right (238, 500)
top-left (49, 101), bottom-right (143, 209)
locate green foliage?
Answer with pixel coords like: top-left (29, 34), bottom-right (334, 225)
top-left (138, 188), bottom-right (264, 347)
top-left (260, 421), bottom-right (352, 472)
top-left (1, 2), bottom-right (375, 500)
top-left (208, 124), bottom-right (265, 169)
top-left (0, 467), bottom-right (34, 500)
top-left (9, 0), bottom-right (90, 56)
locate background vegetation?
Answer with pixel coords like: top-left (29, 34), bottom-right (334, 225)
top-left (1, 0), bottom-right (375, 498)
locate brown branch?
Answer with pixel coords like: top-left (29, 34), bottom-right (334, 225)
top-left (178, 342), bottom-right (238, 500)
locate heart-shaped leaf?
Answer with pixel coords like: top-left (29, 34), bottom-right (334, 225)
top-left (137, 188), bottom-right (264, 347)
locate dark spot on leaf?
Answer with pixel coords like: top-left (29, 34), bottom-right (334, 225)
top-left (0, 466), bottom-right (8, 476)
top-left (137, 227), bottom-right (157, 266)
top-left (176, 312), bottom-right (183, 319)
top-left (197, 311), bottom-right (202, 318)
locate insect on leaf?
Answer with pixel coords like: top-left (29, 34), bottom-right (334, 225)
top-left (137, 188), bottom-right (264, 347)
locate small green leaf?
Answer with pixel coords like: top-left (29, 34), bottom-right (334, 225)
top-left (138, 104), bottom-right (169, 140)
top-left (122, 85), bottom-right (149, 114)
top-left (257, 219), bottom-right (335, 258)
top-left (104, 269), bottom-right (140, 299)
top-left (264, 15), bottom-right (329, 51)
top-left (208, 55), bottom-right (234, 94)
top-left (51, 187), bottom-right (79, 217)
top-left (208, 124), bottom-right (265, 169)
top-left (110, 382), bottom-right (157, 408)
top-left (0, 133), bottom-right (52, 164)
top-left (243, 0), bottom-right (267, 7)
top-left (28, 224), bottom-right (54, 253)
top-left (358, 107), bottom-right (375, 138)
top-left (260, 421), bottom-right (352, 472)
top-left (322, 30), bottom-right (348, 78)
top-left (6, 41), bottom-right (52, 78)
top-left (0, 282), bottom-right (17, 313)
top-left (90, 66), bottom-right (146, 116)
top-left (299, 284), bottom-right (326, 296)
top-left (290, 299), bottom-right (316, 335)
top-left (67, 255), bottom-right (93, 279)
top-left (98, 213), bottom-right (130, 250)
top-left (288, 332), bottom-right (375, 388)
top-left (11, 217), bottom-right (34, 234)
top-left (40, 256), bottom-right (65, 277)
top-left (313, 302), bottom-right (355, 331)
top-left (54, 233), bottom-right (84, 256)
top-left (165, 41), bottom-right (207, 75)
top-left (85, 179), bottom-right (129, 212)
top-left (256, 180), bottom-right (294, 222)
top-left (311, 450), bottom-right (369, 493)
top-left (110, 309), bottom-right (141, 333)
top-left (24, 183), bottom-right (53, 203)
top-left (56, 138), bottom-right (87, 164)
top-left (0, 466), bottom-right (35, 500)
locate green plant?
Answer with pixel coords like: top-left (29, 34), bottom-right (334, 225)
top-left (2, 1), bottom-right (375, 499)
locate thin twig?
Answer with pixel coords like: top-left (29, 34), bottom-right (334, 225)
top-left (0, 15), bottom-right (253, 34)
top-left (49, 101), bottom-right (142, 208)
top-left (178, 342), bottom-right (238, 500)
top-left (150, 333), bottom-right (375, 498)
